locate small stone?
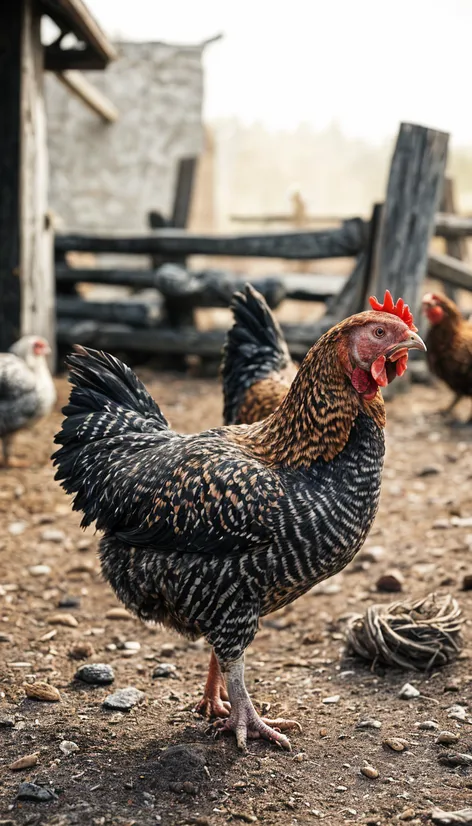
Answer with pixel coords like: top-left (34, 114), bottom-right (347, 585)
top-left (66, 561), bottom-right (95, 575)
top-left (431, 808), bottom-right (472, 825)
top-left (417, 464), bottom-right (442, 477)
top-left (360, 545), bottom-right (385, 563)
top-left (103, 687), bottom-right (145, 711)
top-left (41, 528), bottom-right (65, 543)
top-left (68, 642), bottom-right (94, 660)
top-left (17, 782), bottom-right (57, 802)
top-left (382, 737), bottom-right (408, 752)
top-left (416, 720), bottom-right (439, 731)
top-left (322, 694), bottom-right (340, 704)
top-left (356, 719), bottom-right (382, 730)
top-left (462, 575), bottom-right (472, 592)
top-left (123, 641), bottom-right (141, 651)
top-left (8, 521), bottom-right (27, 536)
top-left (293, 752), bottom-right (306, 762)
top-left (451, 516), bottom-right (472, 528)
top-left (438, 752), bottom-right (472, 767)
top-left (436, 731), bottom-right (460, 746)
top-left (161, 642), bottom-right (176, 656)
top-left (0, 716), bottom-right (15, 728)
top-left (9, 753), bottom-right (40, 771)
top-left (398, 808), bottom-right (416, 821)
top-left (0, 633), bottom-right (13, 643)
top-left (433, 519), bottom-right (451, 530)
top-left (319, 727), bottom-right (328, 737)
top-left (335, 786), bottom-right (347, 792)
top-left (152, 663), bottom-right (177, 679)
top-left (398, 682), bottom-right (420, 699)
top-left (360, 765), bottom-right (379, 779)
top-left (75, 663), bottom-right (115, 685)
top-left (447, 704), bottom-right (467, 721)
top-left (58, 595), bottom-right (81, 609)
top-left (376, 569), bottom-right (404, 592)
top-left (48, 613), bottom-right (79, 628)
top-left (24, 682), bottom-right (61, 702)
top-left (444, 680), bottom-right (461, 692)
top-left (59, 740), bottom-right (79, 755)
top-left (105, 607), bottom-right (132, 620)
top-left (28, 565), bottom-right (51, 577)
top-left (40, 629), bottom-right (57, 642)
top-left (77, 537), bottom-right (93, 551)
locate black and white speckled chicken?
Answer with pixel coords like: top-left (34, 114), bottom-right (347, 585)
top-left (0, 336), bottom-right (56, 468)
top-left (53, 291), bottom-right (424, 751)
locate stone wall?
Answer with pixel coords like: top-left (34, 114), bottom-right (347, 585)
top-left (45, 41), bottom-right (204, 233)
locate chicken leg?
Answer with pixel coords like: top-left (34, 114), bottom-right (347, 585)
top-left (194, 649), bottom-right (230, 718)
top-left (0, 436), bottom-right (29, 469)
top-left (213, 655), bottom-right (301, 751)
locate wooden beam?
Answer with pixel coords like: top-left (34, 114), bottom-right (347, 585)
top-left (54, 70), bottom-right (118, 122)
top-left (41, 0), bottom-right (117, 67)
top-left (439, 178), bottom-right (467, 300)
top-left (373, 122), bottom-right (449, 315)
top-left (435, 212), bottom-right (472, 238)
top-left (55, 219), bottom-right (367, 260)
top-left (427, 252), bottom-right (472, 291)
top-left (171, 158), bottom-right (198, 229)
top-left (45, 47), bottom-right (109, 71)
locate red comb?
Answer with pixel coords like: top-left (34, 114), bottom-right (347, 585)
top-left (369, 290), bottom-right (417, 332)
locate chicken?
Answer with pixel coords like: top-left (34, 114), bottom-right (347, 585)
top-left (0, 336), bottom-right (56, 468)
top-left (221, 284), bottom-right (297, 425)
top-left (422, 292), bottom-right (472, 422)
top-left (52, 291), bottom-right (425, 751)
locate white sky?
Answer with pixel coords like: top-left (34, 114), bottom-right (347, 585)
top-left (88, 0), bottom-right (472, 144)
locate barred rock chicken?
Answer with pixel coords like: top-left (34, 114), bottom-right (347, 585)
top-left (422, 292), bottom-right (472, 422)
top-left (53, 292), bottom-right (424, 751)
top-left (0, 336), bottom-right (55, 468)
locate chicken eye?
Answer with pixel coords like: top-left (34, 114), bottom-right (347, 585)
top-left (374, 327), bottom-right (385, 338)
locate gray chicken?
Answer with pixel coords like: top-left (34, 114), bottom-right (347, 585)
top-left (0, 336), bottom-right (56, 467)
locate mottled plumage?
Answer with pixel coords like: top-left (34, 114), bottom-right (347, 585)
top-left (423, 292), bottom-right (472, 419)
top-left (53, 301), bottom-right (424, 750)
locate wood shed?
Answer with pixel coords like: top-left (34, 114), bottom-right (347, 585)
top-left (0, 0), bottom-right (116, 359)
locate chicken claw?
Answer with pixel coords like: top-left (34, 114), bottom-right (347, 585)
top-left (213, 709), bottom-right (300, 751)
top-left (194, 650), bottom-right (231, 718)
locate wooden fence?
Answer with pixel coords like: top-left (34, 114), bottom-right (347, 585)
top-left (54, 122), bottom-right (472, 365)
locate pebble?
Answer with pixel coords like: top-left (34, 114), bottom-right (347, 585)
top-left (161, 642), bottom-right (176, 656)
top-left (41, 528), bottom-right (66, 543)
top-left (105, 607), bottom-right (132, 620)
top-left (417, 464), bottom-right (443, 477)
top-left (360, 545), bottom-right (385, 563)
top-left (152, 663), bottom-right (177, 679)
top-left (319, 728), bottom-right (328, 737)
top-left (356, 719), bottom-right (382, 730)
top-left (24, 682), bottom-right (61, 702)
top-left (431, 808), bottom-right (472, 825)
top-left (0, 716), bottom-right (15, 728)
top-left (68, 642), bottom-right (94, 660)
top-left (293, 752), bottom-right (306, 762)
top-left (58, 595), bottom-right (81, 609)
top-left (360, 765), bottom-right (379, 779)
top-left (461, 575), bottom-right (472, 592)
top-left (447, 704), bottom-right (467, 721)
top-left (322, 695), bottom-right (340, 704)
top-left (398, 809), bottom-right (416, 821)
top-left (436, 731), bottom-right (460, 746)
top-left (103, 687), bottom-right (145, 711)
top-left (66, 561), bottom-right (95, 575)
top-left (438, 751), bottom-right (472, 767)
top-left (376, 569), bottom-right (404, 592)
top-left (335, 786), bottom-right (347, 792)
top-left (398, 682), bottom-right (420, 699)
top-left (28, 565), bottom-right (51, 577)
top-left (416, 720), bottom-right (439, 731)
top-left (433, 519), bottom-right (451, 530)
top-left (59, 740), bottom-right (79, 755)
top-left (75, 663), bottom-right (115, 685)
top-left (9, 752), bottom-right (40, 771)
top-left (0, 633), bottom-right (13, 643)
top-left (123, 641), bottom-right (141, 652)
top-left (17, 782), bottom-right (57, 802)
top-left (77, 537), bottom-right (93, 551)
top-left (451, 516), bottom-right (472, 528)
top-left (382, 737), bottom-right (408, 752)
top-left (48, 613), bottom-right (79, 628)
top-left (8, 521), bottom-right (27, 536)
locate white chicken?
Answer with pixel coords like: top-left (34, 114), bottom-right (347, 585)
top-left (0, 336), bottom-right (56, 468)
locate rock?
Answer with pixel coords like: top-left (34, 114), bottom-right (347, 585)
top-left (376, 569), bottom-right (404, 592)
top-left (28, 565), bottom-right (51, 577)
top-left (9, 753), bottom-right (40, 771)
top-left (398, 809), bottom-right (416, 821)
top-left (161, 642), bottom-right (176, 656)
top-left (356, 719), bottom-right (382, 730)
top-left (77, 537), bottom-right (93, 551)
top-left (59, 740), bottom-right (79, 755)
top-left (416, 720), bottom-right (439, 730)
top-left (447, 704), bottom-right (468, 721)
top-left (438, 752), bottom-right (472, 767)
top-left (75, 663), bottom-right (115, 685)
top-left (431, 808), bottom-right (472, 825)
top-left (41, 528), bottom-right (66, 543)
top-left (58, 595), bottom-right (81, 609)
top-left (48, 613), bottom-right (79, 628)
top-left (417, 464), bottom-right (443, 477)
top-left (398, 682), bottom-right (420, 699)
top-left (433, 519), bottom-right (451, 530)
top-left (66, 561), bottom-right (95, 575)
top-left (152, 663), bottom-right (177, 679)
top-left (436, 731), bottom-right (460, 746)
top-left (105, 607), bottom-right (132, 620)
top-left (24, 682), bottom-right (61, 702)
top-left (8, 521), bottom-right (27, 536)
top-left (17, 782), bottom-right (57, 802)
top-left (451, 516), bottom-right (472, 528)
top-left (123, 641), bottom-right (141, 652)
top-left (68, 642), bottom-right (94, 660)
top-left (293, 752), bottom-right (306, 762)
top-left (360, 765), bottom-right (379, 778)
top-left (103, 687), bottom-right (145, 711)
top-left (322, 695), bottom-right (340, 704)
top-left (461, 575), bottom-right (472, 592)
top-left (0, 716), bottom-right (15, 727)
top-left (382, 737), bottom-right (408, 752)
top-left (0, 633), bottom-right (13, 643)
top-left (359, 545), bottom-right (385, 563)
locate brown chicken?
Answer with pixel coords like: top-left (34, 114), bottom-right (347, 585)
top-left (422, 292), bottom-right (472, 421)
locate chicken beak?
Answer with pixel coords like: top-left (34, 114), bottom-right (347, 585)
top-left (385, 331), bottom-right (426, 358)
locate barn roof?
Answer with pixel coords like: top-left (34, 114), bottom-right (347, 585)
top-left (41, 0), bottom-right (117, 70)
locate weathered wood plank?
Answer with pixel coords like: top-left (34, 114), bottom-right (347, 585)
top-left (41, 0), bottom-right (117, 68)
top-left (172, 158), bottom-right (198, 229)
top-left (435, 213), bottom-right (472, 238)
top-left (54, 71), bottom-right (119, 122)
top-left (374, 122), bottom-right (449, 315)
top-left (56, 294), bottom-right (164, 327)
top-left (438, 178), bottom-right (467, 301)
top-left (427, 252), bottom-right (472, 291)
top-left (55, 219), bottom-right (367, 260)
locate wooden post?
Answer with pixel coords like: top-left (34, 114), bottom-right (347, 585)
top-left (374, 123), bottom-right (449, 316)
top-left (439, 177), bottom-right (467, 301)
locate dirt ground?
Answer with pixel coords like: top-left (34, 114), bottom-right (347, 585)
top-left (1, 371), bottom-right (472, 826)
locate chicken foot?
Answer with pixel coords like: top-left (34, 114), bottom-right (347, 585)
top-left (194, 649), bottom-right (230, 718)
top-left (0, 436), bottom-right (30, 469)
top-left (213, 655), bottom-right (301, 751)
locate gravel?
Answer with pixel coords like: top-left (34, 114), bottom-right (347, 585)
top-left (75, 663), bottom-right (115, 685)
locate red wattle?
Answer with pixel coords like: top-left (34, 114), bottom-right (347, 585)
top-left (371, 355), bottom-right (388, 387)
top-left (395, 354), bottom-right (408, 377)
